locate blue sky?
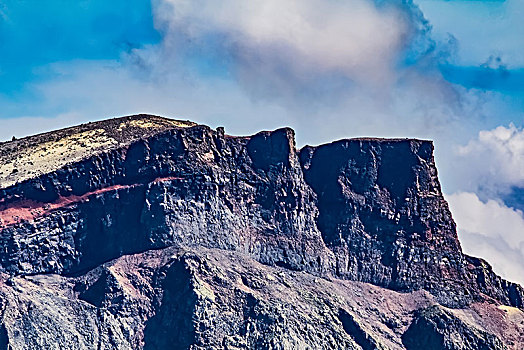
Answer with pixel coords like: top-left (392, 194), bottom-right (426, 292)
top-left (0, 0), bottom-right (159, 83)
top-left (0, 0), bottom-right (523, 284)
top-left (0, 0), bottom-right (522, 134)
top-left (0, 0), bottom-right (159, 114)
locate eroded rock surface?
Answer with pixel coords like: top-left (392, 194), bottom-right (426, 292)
top-left (402, 305), bottom-right (507, 350)
top-left (0, 114), bottom-right (522, 349)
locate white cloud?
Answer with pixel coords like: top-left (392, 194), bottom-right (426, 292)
top-left (0, 60), bottom-right (296, 142)
top-left (447, 191), bottom-right (524, 285)
top-left (450, 124), bottom-right (524, 196)
top-left (154, 0), bottom-right (409, 85)
top-left (1, 60), bottom-right (471, 147)
top-left (0, 0), bottom-right (482, 147)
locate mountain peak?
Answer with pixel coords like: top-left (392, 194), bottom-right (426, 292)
top-left (0, 114), bottom-right (196, 188)
top-left (0, 115), bottom-right (522, 349)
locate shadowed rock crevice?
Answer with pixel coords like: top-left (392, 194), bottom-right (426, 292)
top-left (71, 185), bottom-right (150, 275)
top-left (376, 142), bottom-right (420, 201)
top-left (508, 284), bottom-right (523, 308)
top-left (144, 260), bottom-right (197, 350)
top-left (0, 324), bottom-right (9, 349)
top-left (247, 128), bottom-right (295, 172)
top-left (338, 309), bottom-right (378, 350)
top-left (77, 271), bottom-right (109, 308)
top-left (401, 306), bottom-right (506, 350)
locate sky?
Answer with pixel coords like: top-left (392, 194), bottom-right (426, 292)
top-left (0, 0), bottom-right (523, 285)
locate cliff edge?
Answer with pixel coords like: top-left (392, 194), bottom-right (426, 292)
top-left (0, 114), bottom-right (522, 349)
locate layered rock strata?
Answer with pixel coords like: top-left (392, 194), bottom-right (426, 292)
top-left (0, 114), bottom-right (522, 349)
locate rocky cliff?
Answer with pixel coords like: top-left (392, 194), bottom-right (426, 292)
top-left (0, 114), bottom-right (522, 349)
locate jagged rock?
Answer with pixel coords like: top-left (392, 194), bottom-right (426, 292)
top-left (0, 247), bottom-right (522, 349)
top-left (402, 305), bottom-right (506, 350)
top-left (0, 114), bottom-right (522, 349)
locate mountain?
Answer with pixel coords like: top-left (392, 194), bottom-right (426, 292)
top-left (0, 114), bottom-right (522, 349)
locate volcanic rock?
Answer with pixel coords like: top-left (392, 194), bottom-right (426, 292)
top-left (0, 114), bottom-right (522, 349)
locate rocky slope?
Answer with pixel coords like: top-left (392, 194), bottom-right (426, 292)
top-left (0, 114), bottom-right (522, 349)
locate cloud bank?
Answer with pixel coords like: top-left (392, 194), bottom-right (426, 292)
top-left (154, 0), bottom-right (408, 84)
top-left (1, 0), bottom-right (472, 144)
top-left (447, 192), bottom-right (524, 286)
top-left (454, 124), bottom-right (524, 195)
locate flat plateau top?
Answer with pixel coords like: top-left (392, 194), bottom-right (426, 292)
top-left (0, 114), bottom-right (196, 189)
top-left (0, 114), bottom-right (429, 190)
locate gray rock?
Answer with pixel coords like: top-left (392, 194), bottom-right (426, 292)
top-left (402, 305), bottom-right (507, 350)
top-left (0, 115), bottom-right (522, 349)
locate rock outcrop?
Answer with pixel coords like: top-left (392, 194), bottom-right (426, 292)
top-left (0, 114), bottom-right (522, 349)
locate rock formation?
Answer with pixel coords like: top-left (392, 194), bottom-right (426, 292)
top-left (0, 114), bottom-right (522, 349)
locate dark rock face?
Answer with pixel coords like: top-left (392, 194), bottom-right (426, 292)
top-left (338, 308), bottom-right (379, 350)
top-left (143, 260), bottom-right (197, 349)
top-left (0, 123), bottom-right (326, 278)
top-left (299, 140), bottom-right (464, 299)
top-left (0, 115), bottom-right (523, 349)
top-left (402, 306), bottom-right (507, 350)
top-left (298, 139), bottom-right (524, 308)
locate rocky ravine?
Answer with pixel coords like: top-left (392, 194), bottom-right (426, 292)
top-left (0, 114), bottom-right (522, 349)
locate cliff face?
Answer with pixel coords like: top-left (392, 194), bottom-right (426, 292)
top-left (0, 114), bottom-right (522, 349)
top-left (300, 140), bottom-right (522, 309)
